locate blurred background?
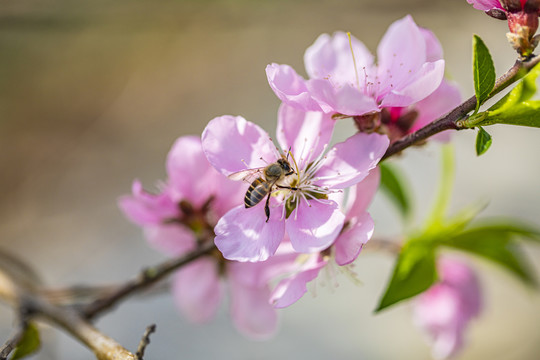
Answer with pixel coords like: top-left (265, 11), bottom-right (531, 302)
top-left (1, 0), bottom-right (539, 359)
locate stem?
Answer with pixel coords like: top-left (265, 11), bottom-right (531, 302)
top-left (82, 241), bottom-right (216, 319)
top-left (382, 54), bottom-right (540, 160)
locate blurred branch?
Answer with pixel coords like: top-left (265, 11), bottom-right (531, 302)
top-left (0, 319), bottom-right (27, 360)
top-left (82, 241), bottom-right (216, 319)
top-left (135, 324), bottom-right (156, 360)
top-left (0, 253), bottom-right (138, 360)
top-left (382, 54), bottom-right (540, 160)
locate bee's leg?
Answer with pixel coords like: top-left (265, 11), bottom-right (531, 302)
top-left (264, 192), bottom-right (271, 222)
top-left (276, 184), bottom-right (298, 191)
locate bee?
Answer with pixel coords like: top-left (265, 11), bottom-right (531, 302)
top-left (228, 155), bottom-right (296, 222)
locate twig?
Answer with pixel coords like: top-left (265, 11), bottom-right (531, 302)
top-left (135, 324), bottom-right (156, 360)
top-left (0, 320), bottom-right (28, 360)
top-left (382, 54), bottom-right (540, 160)
top-left (82, 241), bottom-right (216, 319)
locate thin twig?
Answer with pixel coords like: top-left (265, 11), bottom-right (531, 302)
top-left (135, 324), bottom-right (156, 360)
top-left (82, 241), bottom-right (216, 319)
top-left (382, 54), bottom-right (540, 160)
top-left (0, 320), bottom-right (28, 360)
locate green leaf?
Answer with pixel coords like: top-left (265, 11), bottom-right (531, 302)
top-left (12, 323), bottom-right (40, 360)
top-left (463, 62), bottom-right (540, 128)
top-left (375, 242), bottom-right (437, 312)
top-left (475, 126), bottom-right (492, 156)
top-left (379, 163), bottom-right (411, 219)
top-left (443, 223), bottom-right (539, 286)
top-left (472, 35), bottom-right (496, 113)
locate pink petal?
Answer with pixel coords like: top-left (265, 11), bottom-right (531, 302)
top-left (315, 133), bottom-right (389, 189)
top-left (467, 0), bottom-right (503, 11)
top-left (411, 79), bottom-right (462, 142)
top-left (413, 258), bottom-right (482, 359)
top-left (344, 167), bottom-right (381, 218)
top-left (420, 28), bottom-right (444, 62)
top-left (214, 202), bottom-right (285, 262)
top-left (266, 63), bottom-right (323, 112)
top-left (172, 257), bottom-right (223, 323)
top-left (166, 136), bottom-right (221, 208)
top-left (270, 254), bottom-right (327, 308)
top-left (304, 32), bottom-right (374, 84)
top-left (276, 103), bottom-right (335, 170)
top-left (118, 180), bottom-right (179, 226)
top-left (201, 115), bottom-right (279, 177)
top-left (376, 15), bottom-right (427, 95)
top-left (307, 78), bottom-right (379, 116)
top-left (229, 271), bottom-right (278, 340)
top-left (334, 212), bottom-right (374, 266)
top-left (286, 199), bottom-right (345, 253)
top-left (143, 224), bottom-right (196, 256)
top-left (380, 60), bottom-right (445, 108)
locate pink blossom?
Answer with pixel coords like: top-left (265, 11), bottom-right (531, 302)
top-left (266, 15), bottom-right (445, 117)
top-left (365, 28), bottom-right (461, 143)
top-left (270, 169), bottom-right (380, 308)
top-left (413, 258), bottom-right (482, 359)
top-left (118, 136), bottom-right (283, 339)
top-left (202, 107), bottom-right (388, 262)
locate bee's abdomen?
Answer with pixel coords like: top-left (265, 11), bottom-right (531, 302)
top-left (245, 178), bottom-right (270, 208)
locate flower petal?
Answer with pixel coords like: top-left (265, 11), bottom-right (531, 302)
top-left (229, 267), bottom-right (278, 340)
top-left (270, 254), bottom-right (327, 308)
top-left (214, 202), bottom-right (285, 262)
top-left (420, 28), bottom-right (444, 62)
top-left (315, 133), bottom-right (389, 189)
top-left (376, 15), bottom-right (427, 95)
top-left (202, 115), bottom-right (279, 177)
top-left (334, 211), bottom-right (374, 265)
top-left (118, 180), bottom-right (179, 226)
top-left (307, 78), bottom-right (379, 116)
top-left (144, 224), bottom-right (196, 256)
top-left (304, 32), bottom-right (374, 84)
top-left (286, 199), bottom-right (345, 253)
top-left (277, 103), bottom-right (335, 169)
top-left (411, 79), bottom-right (462, 142)
top-left (380, 60), bottom-right (445, 108)
top-left (166, 136), bottom-right (222, 208)
top-left (172, 257), bottom-right (223, 323)
top-left (266, 63), bottom-right (323, 112)
top-left (344, 167), bottom-right (381, 218)
top-left (467, 0), bottom-right (503, 11)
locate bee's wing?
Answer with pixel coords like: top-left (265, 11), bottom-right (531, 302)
top-left (228, 167), bottom-right (264, 182)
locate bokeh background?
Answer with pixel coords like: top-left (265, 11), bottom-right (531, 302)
top-left (1, 0), bottom-right (540, 359)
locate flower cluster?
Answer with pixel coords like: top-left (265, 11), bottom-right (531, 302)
top-left (119, 13), bottom-right (481, 357)
top-left (119, 136), bottom-right (291, 339)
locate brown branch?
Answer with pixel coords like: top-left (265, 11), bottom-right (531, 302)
top-left (0, 258), bottom-right (138, 360)
top-left (382, 54), bottom-right (540, 160)
top-left (135, 324), bottom-right (156, 360)
top-left (82, 241), bottom-right (216, 319)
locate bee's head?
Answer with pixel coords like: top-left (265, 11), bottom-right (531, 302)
top-left (277, 158), bottom-right (293, 174)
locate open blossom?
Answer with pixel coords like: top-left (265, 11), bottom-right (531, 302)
top-left (413, 258), bottom-right (482, 359)
top-left (266, 15), bottom-right (445, 117)
top-left (201, 105), bottom-right (388, 262)
top-left (118, 136), bottom-right (283, 339)
top-left (270, 169), bottom-right (379, 308)
top-left (376, 28), bottom-right (461, 143)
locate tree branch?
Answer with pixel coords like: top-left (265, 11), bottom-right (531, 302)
top-left (82, 241), bottom-right (216, 320)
